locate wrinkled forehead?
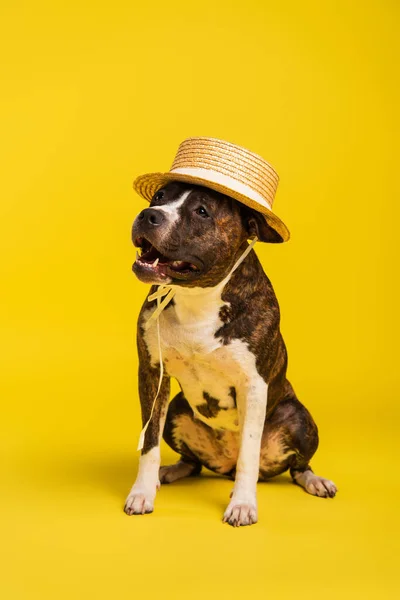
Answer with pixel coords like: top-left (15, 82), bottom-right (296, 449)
top-left (148, 182), bottom-right (238, 220)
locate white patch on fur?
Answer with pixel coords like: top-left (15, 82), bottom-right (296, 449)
top-left (151, 189), bottom-right (192, 230)
top-left (143, 281), bottom-right (245, 431)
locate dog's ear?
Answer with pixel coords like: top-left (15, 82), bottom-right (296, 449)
top-left (242, 205), bottom-right (284, 243)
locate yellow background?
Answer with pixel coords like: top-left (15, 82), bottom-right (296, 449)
top-left (1, 1), bottom-right (399, 598)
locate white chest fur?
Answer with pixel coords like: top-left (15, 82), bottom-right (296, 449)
top-left (142, 283), bottom-right (265, 432)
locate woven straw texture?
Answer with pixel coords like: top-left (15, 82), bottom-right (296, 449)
top-left (133, 137), bottom-right (290, 242)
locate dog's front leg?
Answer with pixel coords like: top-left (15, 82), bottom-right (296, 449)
top-left (124, 356), bottom-right (170, 516)
top-left (223, 379), bottom-right (268, 527)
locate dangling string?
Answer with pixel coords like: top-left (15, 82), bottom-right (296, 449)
top-left (136, 293), bottom-right (165, 451)
top-left (136, 237), bottom-right (258, 450)
top-left (144, 286), bottom-right (176, 331)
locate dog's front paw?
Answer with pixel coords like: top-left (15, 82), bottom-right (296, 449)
top-left (223, 500), bottom-right (258, 527)
top-left (124, 488), bottom-right (155, 516)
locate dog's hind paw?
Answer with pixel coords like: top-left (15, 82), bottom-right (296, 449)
top-left (293, 470), bottom-right (337, 498)
top-left (159, 460), bottom-right (200, 484)
top-left (307, 476), bottom-right (337, 498)
top-left (124, 490), bottom-right (155, 515)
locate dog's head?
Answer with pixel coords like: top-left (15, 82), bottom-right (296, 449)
top-left (131, 182), bottom-right (283, 288)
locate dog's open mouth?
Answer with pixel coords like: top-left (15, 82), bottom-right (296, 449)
top-left (133, 237), bottom-right (201, 279)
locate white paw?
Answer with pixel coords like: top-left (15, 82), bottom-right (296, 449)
top-left (305, 475), bottom-right (337, 498)
top-left (223, 498), bottom-right (258, 527)
top-left (124, 488), bottom-right (155, 515)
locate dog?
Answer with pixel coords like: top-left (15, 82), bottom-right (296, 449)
top-left (124, 181), bottom-right (337, 526)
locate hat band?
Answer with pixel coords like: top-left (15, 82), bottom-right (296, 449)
top-left (170, 167), bottom-right (272, 211)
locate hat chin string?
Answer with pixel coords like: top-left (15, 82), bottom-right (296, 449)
top-left (136, 237), bottom-right (258, 451)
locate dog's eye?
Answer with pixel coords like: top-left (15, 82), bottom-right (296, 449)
top-left (195, 206), bottom-right (209, 218)
top-left (153, 190), bottom-right (164, 202)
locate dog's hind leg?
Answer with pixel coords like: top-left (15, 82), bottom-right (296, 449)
top-left (260, 396), bottom-right (337, 498)
top-left (160, 392), bottom-right (203, 484)
top-left (285, 399), bottom-right (337, 498)
top-left (159, 460), bottom-right (202, 484)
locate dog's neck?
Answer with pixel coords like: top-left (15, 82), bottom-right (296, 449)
top-left (146, 238), bottom-right (257, 328)
top-left (167, 241), bottom-right (257, 324)
top-left (168, 277), bottom-right (230, 325)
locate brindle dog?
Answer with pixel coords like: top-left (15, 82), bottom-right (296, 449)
top-left (125, 182), bottom-right (337, 526)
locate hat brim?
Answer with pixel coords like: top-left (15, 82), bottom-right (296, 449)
top-left (133, 172), bottom-right (290, 242)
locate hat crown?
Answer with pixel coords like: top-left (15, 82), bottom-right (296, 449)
top-left (170, 137), bottom-right (279, 209)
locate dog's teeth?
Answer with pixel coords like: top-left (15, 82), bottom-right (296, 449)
top-left (153, 258), bottom-right (159, 267)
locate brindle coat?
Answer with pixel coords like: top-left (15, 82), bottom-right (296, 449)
top-left (125, 182), bottom-right (337, 526)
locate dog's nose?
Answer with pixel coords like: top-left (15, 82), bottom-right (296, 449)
top-left (138, 208), bottom-right (165, 227)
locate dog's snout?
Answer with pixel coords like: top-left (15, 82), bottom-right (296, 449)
top-left (138, 208), bottom-right (165, 227)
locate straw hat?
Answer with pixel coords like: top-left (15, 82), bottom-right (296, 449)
top-left (133, 137), bottom-right (290, 242)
